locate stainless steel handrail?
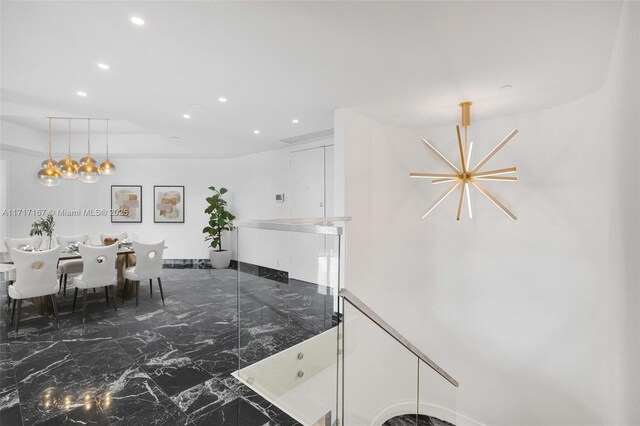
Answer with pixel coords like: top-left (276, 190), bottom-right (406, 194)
top-left (235, 217), bottom-right (350, 235)
top-left (339, 288), bottom-right (459, 388)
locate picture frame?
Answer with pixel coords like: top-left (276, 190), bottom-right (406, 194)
top-left (154, 185), bottom-right (185, 223)
top-left (111, 185), bottom-right (143, 223)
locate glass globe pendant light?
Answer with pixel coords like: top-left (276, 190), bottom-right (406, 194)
top-left (77, 119), bottom-right (100, 183)
top-left (99, 120), bottom-right (116, 175)
top-left (37, 118), bottom-right (62, 187)
top-left (58, 119), bottom-right (79, 179)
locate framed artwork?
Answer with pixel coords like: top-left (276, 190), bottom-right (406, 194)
top-left (154, 185), bottom-right (185, 223)
top-left (111, 185), bottom-right (142, 223)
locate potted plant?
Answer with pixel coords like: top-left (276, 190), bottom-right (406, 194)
top-left (30, 213), bottom-right (55, 249)
top-left (203, 186), bottom-right (236, 269)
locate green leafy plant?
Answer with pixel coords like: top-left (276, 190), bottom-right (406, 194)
top-left (203, 186), bottom-right (236, 252)
top-left (30, 213), bottom-right (55, 249)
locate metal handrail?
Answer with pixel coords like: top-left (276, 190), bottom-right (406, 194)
top-left (339, 288), bottom-right (459, 387)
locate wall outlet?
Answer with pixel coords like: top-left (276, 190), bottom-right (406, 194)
top-left (275, 193), bottom-right (285, 202)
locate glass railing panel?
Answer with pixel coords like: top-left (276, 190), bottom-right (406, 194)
top-left (234, 222), bottom-right (343, 425)
top-left (418, 358), bottom-right (458, 425)
top-left (340, 299), bottom-right (420, 426)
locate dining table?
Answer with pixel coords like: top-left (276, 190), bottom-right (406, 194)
top-left (0, 245), bottom-right (138, 316)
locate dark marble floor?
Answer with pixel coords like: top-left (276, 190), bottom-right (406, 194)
top-left (0, 268), bottom-right (336, 426)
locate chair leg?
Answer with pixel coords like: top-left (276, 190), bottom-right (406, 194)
top-left (15, 300), bottom-right (22, 333)
top-left (10, 299), bottom-right (16, 325)
top-left (111, 285), bottom-right (118, 316)
top-left (82, 289), bottom-right (88, 324)
top-left (58, 274), bottom-right (63, 294)
top-left (135, 281), bottom-right (139, 307)
top-left (72, 288), bottom-right (79, 313)
top-left (6, 285), bottom-right (11, 311)
top-left (50, 295), bottom-right (59, 329)
top-left (157, 277), bottom-right (165, 307)
top-left (93, 288), bottom-right (96, 295)
top-left (63, 274), bottom-right (68, 297)
top-left (105, 287), bottom-right (109, 306)
top-left (150, 279), bottom-right (153, 298)
top-left (122, 280), bottom-right (128, 304)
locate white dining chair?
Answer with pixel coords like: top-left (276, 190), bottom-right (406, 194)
top-left (72, 243), bottom-right (119, 324)
top-left (4, 236), bottom-right (43, 311)
top-left (123, 240), bottom-right (165, 307)
top-left (100, 233), bottom-right (128, 245)
top-left (56, 234), bottom-right (89, 297)
top-left (9, 246), bottom-right (61, 333)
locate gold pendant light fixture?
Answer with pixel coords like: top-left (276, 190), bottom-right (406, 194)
top-left (37, 118), bottom-right (62, 187)
top-left (77, 119), bottom-right (101, 183)
top-left (99, 120), bottom-right (116, 176)
top-left (58, 119), bottom-right (80, 179)
top-left (36, 116), bottom-right (116, 186)
top-left (410, 101), bottom-right (519, 221)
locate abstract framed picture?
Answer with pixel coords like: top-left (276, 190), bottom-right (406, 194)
top-left (154, 185), bottom-right (185, 223)
top-left (111, 185), bottom-right (142, 223)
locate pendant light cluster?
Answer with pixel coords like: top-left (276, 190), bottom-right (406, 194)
top-left (37, 117), bottom-right (116, 187)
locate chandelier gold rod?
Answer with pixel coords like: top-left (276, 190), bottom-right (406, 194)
top-left (474, 176), bottom-right (517, 182)
top-left (470, 179), bottom-right (517, 221)
top-left (422, 180), bottom-right (460, 219)
top-left (68, 119), bottom-right (72, 157)
top-left (472, 166), bottom-right (517, 178)
top-left (87, 119), bottom-right (92, 156)
top-left (456, 181), bottom-right (466, 221)
top-left (410, 172), bottom-right (459, 179)
top-left (470, 129), bottom-right (519, 175)
top-left (465, 182), bottom-right (473, 219)
top-left (47, 118), bottom-right (52, 160)
top-left (455, 125), bottom-right (467, 174)
top-left (431, 177), bottom-right (459, 184)
top-left (106, 120), bottom-right (110, 160)
top-left (466, 142), bottom-right (473, 219)
top-left (421, 139), bottom-right (461, 174)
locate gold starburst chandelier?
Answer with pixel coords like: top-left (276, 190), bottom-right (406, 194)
top-left (410, 102), bottom-right (519, 221)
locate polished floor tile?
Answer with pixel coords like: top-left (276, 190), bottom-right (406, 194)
top-left (0, 268), bottom-right (334, 425)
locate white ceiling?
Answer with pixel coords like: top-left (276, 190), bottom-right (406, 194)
top-left (0, 1), bottom-right (622, 158)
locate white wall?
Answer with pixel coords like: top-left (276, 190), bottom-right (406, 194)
top-left (337, 4), bottom-right (639, 423)
top-left (604, 1), bottom-right (640, 424)
top-left (0, 138), bottom-right (333, 267)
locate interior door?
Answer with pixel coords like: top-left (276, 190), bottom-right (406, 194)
top-left (290, 147), bottom-right (326, 284)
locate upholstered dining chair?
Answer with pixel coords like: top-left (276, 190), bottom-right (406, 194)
top-left (56, 234), bottom-right (89, 297)
top-left (123, 240), bottom-right (165, 307)
top-left (4, 236), bottom-right (43, 311)
top-left (9, 246), bottom-right (61, 333)
top-left (72, 243), bottom-right (119, 324)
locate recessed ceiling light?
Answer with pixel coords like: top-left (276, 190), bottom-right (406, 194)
top-left (500, 84), bottom-right (513, 89)
top-left (183, 114), bottom-right (191, 119)
top-left (130, 16), bottom-right (145, 26)
top-left (292, 119), bottom-right (299, 124)
top-left (76, 91), bottom-right (87, 97)
top-left (97, 63), bottom-right (110, 70)
top-left (253, 130), bottom-right (260, 134)
top-left (218, 97), bottom-right (227, 103)
top-left (190, 103), bottom-right (202, 109)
